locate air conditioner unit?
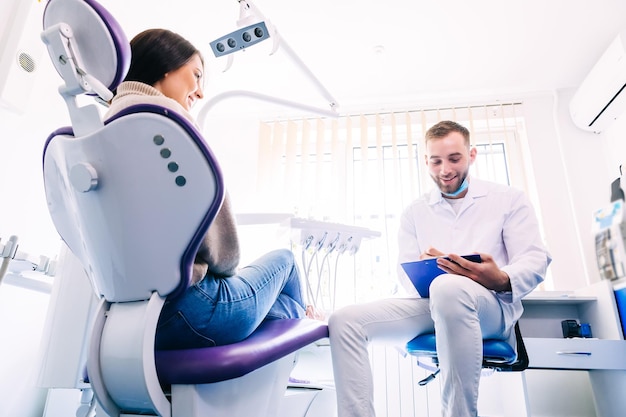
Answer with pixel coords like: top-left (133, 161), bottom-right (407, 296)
top-left (570, 30), bottom-right (626, 134)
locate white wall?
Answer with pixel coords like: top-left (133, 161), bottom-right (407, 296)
top-left (522, 90), bottom-right (614, 290)
top-left (0, 3), bottom-right (69, 413)
top-left (605, 108), bottom-right (626, 181)
top-left (199, 110), bottom-right (264, 213)
top-left (0, 283), bottom-right (50, 417)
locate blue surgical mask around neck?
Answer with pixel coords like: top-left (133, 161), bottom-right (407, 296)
top-left (441, 176), bottom-right (468, 198)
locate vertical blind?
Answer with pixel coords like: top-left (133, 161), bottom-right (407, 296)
top-left (257, 103), bottom-right (539, 304)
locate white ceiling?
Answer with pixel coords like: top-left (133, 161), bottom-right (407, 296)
top-left (77, 1), bottom-right (626, 118)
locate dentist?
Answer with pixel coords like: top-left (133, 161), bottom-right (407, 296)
top-left (328, 120), bottom-right (551, 417)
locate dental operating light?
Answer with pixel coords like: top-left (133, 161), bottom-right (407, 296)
top-left (209, 21), bottom-right (270, 57)
top-left (198, 0), bottom-right (339, 129)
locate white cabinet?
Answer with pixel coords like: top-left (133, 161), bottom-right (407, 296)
top-left (520, 280), bottom-right (624, 340)
top-left (524, 338), bottom-right (626, 370)
top-left (519, 280), bottom-right (626, 417)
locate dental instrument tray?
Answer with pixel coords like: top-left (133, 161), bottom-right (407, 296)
top-left (401, 254), bottom-right (482, 298)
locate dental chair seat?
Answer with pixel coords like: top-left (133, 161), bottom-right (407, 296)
top-left (156, 318), bottom-right (328, 385)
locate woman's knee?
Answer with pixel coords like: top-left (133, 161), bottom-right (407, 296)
top-left (267, 248), bottom-right (295, 265)
top-left (257, 248), bottom-right (297, 277)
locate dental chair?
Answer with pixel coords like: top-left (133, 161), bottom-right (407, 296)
top-left (40, 0), bottom-right (329, 416)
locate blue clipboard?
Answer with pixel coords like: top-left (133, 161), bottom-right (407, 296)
top-left (401, 254), bottom-right (482, 297)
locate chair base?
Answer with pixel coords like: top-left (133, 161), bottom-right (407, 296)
top-left (279, 385), bottom-right (337, 417)
top-left (411, 368), bottom-right (530, 417)
top-left (171, 353), bottom-right (295, 417)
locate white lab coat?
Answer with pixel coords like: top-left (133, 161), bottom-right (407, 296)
top-left (397, 176), bottom-right (552, 331)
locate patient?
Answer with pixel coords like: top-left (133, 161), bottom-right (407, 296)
top-left (106, 28), bottom-right (316, 350)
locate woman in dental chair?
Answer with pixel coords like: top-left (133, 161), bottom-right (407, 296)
top-left (105, 28), bottom-right (318, 350)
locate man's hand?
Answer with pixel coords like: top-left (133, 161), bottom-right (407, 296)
top-left (436, 252), bottom-right (511, 292)
top-left (420, 246), bottom-right (446, 259)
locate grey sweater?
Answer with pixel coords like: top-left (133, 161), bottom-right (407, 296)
top-left (105, 81), bottom-right (240, 283)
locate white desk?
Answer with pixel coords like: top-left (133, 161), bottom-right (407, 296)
top-left (519, 280), bottom-right (626, 417)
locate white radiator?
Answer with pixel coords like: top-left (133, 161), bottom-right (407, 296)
top-left (370, 344), bottom-right (442, 417)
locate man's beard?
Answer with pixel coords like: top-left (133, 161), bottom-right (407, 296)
top-left (433, 170), bottom-right (468, 194)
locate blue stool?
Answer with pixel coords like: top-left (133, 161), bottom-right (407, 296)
top-left (406, 322), bottom-right (528, 386)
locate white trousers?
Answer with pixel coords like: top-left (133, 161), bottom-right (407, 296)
top-left (328, 274), bottom-right (506, 417)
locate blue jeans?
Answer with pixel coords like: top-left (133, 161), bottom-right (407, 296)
top-left (156, 248), bottom-right (306, 350)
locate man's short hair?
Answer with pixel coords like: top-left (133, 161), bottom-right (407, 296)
top-left (425, 120), bottom-right (470, 147)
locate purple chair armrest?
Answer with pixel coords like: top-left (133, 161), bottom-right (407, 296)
top-left (155, 319), bottom-right (329, 385)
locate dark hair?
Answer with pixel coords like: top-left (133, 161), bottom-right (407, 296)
top-left (425, 120), bottom-right (470, 147)
top-left (124, 29), bottom-right (204, 86)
